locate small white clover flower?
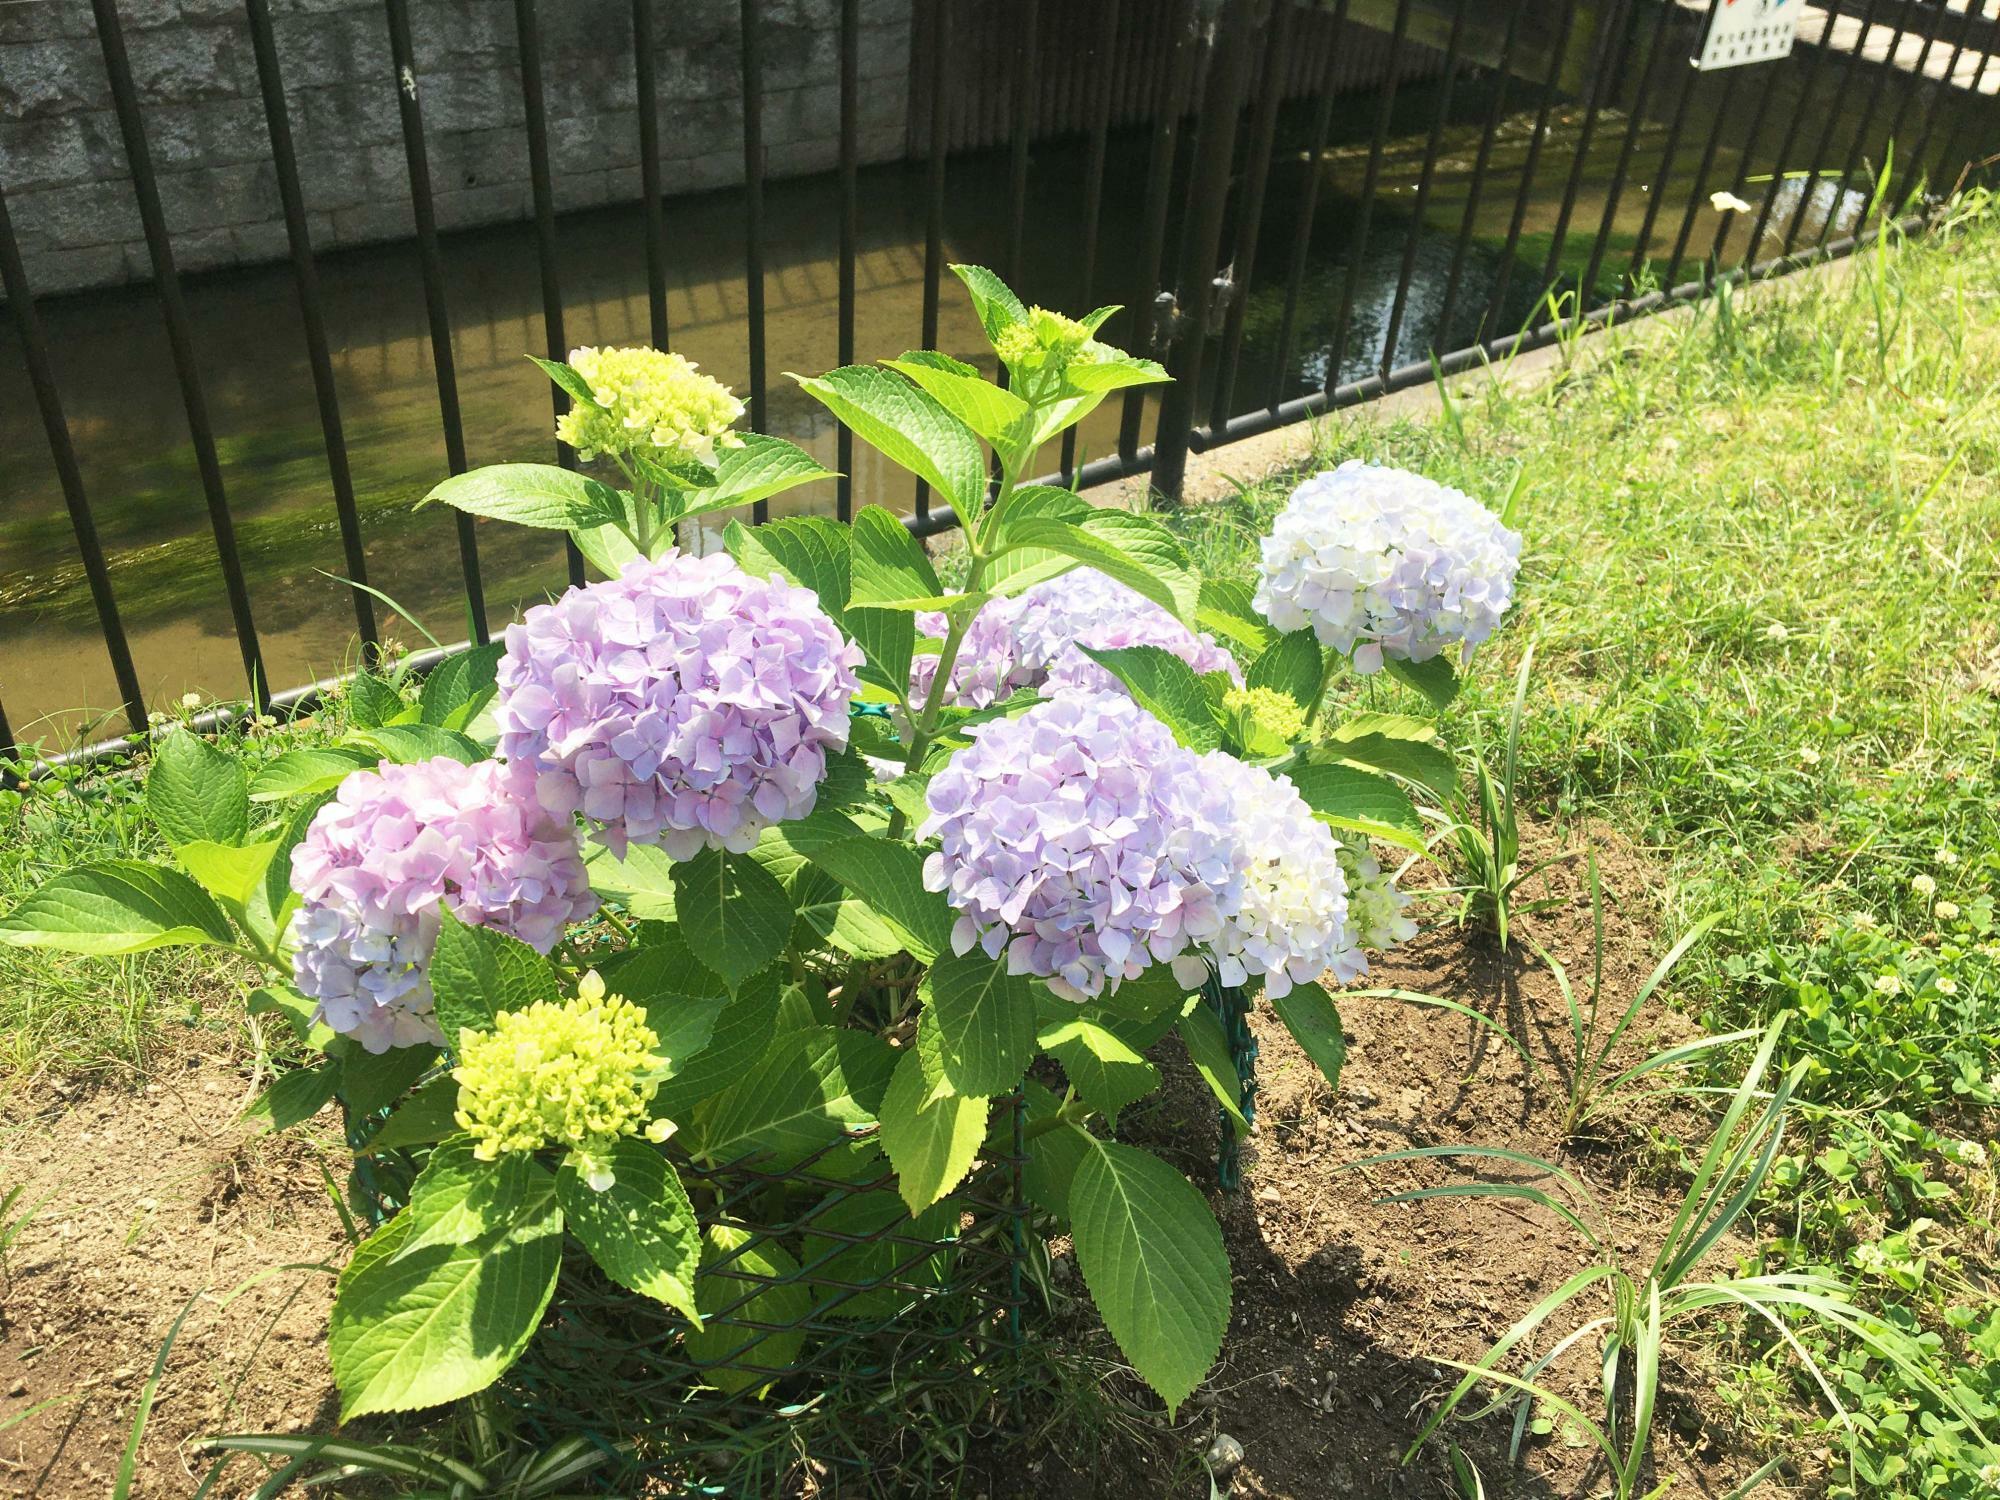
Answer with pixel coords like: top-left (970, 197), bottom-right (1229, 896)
top-left (180, 691), bottom-right (203, 710)
top-left (1935, 976), bottom-right (1959, 997)
top-left (1912, 873), bottom-right (1937, 898)
top-left (1958, 1139), bottom-right (1988, 1167)
top-left (1936, 846), bottom-right (1960, 867)
top-left (1254, 462), bottom-right (1521, 674)
top-left (1935, 900), bottom-right (1960, 922)
top-left (1764, 621), bottom-right (1789, 642)
top-left (1871, 973), bottom-right (1903, 997)
top-left (1850, 911), bottom-right (1878, 931)
top-left (1797, 746), bottom-right (1821, 766)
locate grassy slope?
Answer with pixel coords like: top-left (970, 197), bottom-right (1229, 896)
top-left (1170, 196), bottom-right (2000, 1495)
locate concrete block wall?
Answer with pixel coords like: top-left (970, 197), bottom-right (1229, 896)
top-left (0, 0), bottom-right (913, 295)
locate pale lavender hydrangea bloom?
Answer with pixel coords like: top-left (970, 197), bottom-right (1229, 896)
top-left (494, 552), bottom-right (863, 858)
top-left (920, 692), bottom-right (1240, 1002)
top-left (908, 568), bottom-right (1238, 713)
top-left (1254, 461), bottom-right (1521, 673)
top-left (1334, 840), bottom-right (1417, 976)
top-left (288, 757), bottom-right (596, 1053)
top-left (1196, 753), bottom-right (1352, 998)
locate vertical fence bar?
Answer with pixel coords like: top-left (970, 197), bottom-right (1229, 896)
top-left (1118, 0), bottom-right (1199, 462)
top-left (1536, 0), bottom-right (1639, 312)
top-left (1815, 0), bottom-right (1924, 250)
top-left (384, 0), bottom-right (489, 644)
top-left (1578, 0), bottom-right (1675, 307)
top-left (0, 181), bottom-right (147, 734)
top-left (245, 0), bottom-right (378, 659)
top-left (1325, 0), bottom-right (1411, 392)
top-left (915, 0), bottom-right (950, 521)
top-left (634, 0), bottom-right (670, 349)
top-left (1785, 0), bottom-right (1887, 253)
top-left (1061, 0), bottom-right (1122, 484)
top-left (1659, 64), bottom-right (1739, 290)
top-left (740, 0), bottom-right (770, 522)
top-left (1378, 0), bottom-right (1471, 378)
top-left (836, 0), bottom-right (859, 522)
top-left (1882, 0), bottom-right (1954, 195)
top-left (0, 691), bottom-right (15, 778)
top-left (1004, 0), bottom-right (1039, 288)
top-left (515, 0), bottom-right (586, 587)
top-left (1266, 0), bottom-right (1348, 411)
top-left (93, 0), bottom-right (269, 708)
top-left (1623, 1), bottom-right (1717, 295)
top-left (1743, 2), bottom-right (1843, 270)
top-left (1433, 0), bottom-right (1525, 353)
top-left (1904, 2), bottom-right (1980, 187)
top-left (1207, 0), bottom-right (1291, 428)
top-left (1934, 2), bottom-right (1999, 190)
top-left (1150, 0), bottom-right (1265, 503)
top-left (1704, 32), bottom-right (1786, 279)
top-left (1483, 0), bottom-right (1582, 336)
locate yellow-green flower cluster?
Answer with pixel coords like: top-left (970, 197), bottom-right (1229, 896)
top-left (995, 307), bottom-right (1108, 376)
top-left (453, 971), bottom-right (673, 1190)
top-left (555, 346), bottom-right (746, 465)
top-left (1224, 684), bottom-right (1309, 751)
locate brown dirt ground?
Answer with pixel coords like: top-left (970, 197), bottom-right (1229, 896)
top-left (0, 821), bottom-right (1790, 1498)
top-left (0, 1035), bottom-right (349, 1498)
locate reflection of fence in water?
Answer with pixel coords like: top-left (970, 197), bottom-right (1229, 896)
top-left (1, 0), bottom-right (1995, 766)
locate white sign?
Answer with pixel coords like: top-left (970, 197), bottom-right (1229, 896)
top-left (1695, 0), bottom-right (1800, 71)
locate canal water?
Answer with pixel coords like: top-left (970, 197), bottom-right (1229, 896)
top-left (0, 46), bottom-right (1925, 746)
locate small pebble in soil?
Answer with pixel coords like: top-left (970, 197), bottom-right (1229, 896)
top-left (7, 1380), bottom-right (25, 1398)
top-left (1257, 1187), bottom-right (1280, 1204)
top-left (1206, 1433), bottom-right (1246, 1478)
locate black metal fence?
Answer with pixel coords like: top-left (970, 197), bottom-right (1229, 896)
top-left (2, 0), bottom-right (1996, 769)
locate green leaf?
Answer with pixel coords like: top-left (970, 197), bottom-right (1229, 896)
top-left (882, 352), bottom-right (1031, 453)
top-left (248, 984), bottom-right (321, 1046)
top-left (687, 1025), bottom-right (894, 1167)
top-left (1068, 1138), bottom-right (1229, 1415)
top-left (1386, 653), bottom-right (1460, 711)
top-left (418, 462), bottom-right (625, 533)
top-left (1001, 512), bottom-right (1198, 622)
top-left (792, 366), bottom-right (986, 516)
top-left (1267, 986), bottom-right (1347, 1092)
top-left (1319, 722), bottom-right (1459, 800)
top-left (949, 263), bottom-right (1029, 343)
top-left (1196, 579), bottom-right (1277, 656)
top-left (175, 838), bottom-right (278, 912)
top-left (249, 746), bottom-right (376, 802)
top-left (362, 1075), bottom-right (462, 1154)
top-left (147, 729), bottom-right (248, 848)
top-left (1176, 1004), bottom-right (1251, 1134)
top-left (528, 353), bottom-right (598, 409)
top-left (584, 841), bottom-right (679, 921)
top-left (650, 968), bottom-right (783, 1120)
top-left (699, 433), bottom-right (837, 512)
top-left (918, 950), bottom-right (1038, 1096)
top-left (345, 671), bottom-right (406, 730)
top-left (800, 1190), bottom-right (959, 1320)
top-left (723, 514), bottom-right (851, 623)
top-left (847, 504), bottom-right (945, 610)
top-left (1246, 629), bottom-right (1324, 712)
top-left (418, 643), bottom-right (503, 728)
top-left (344, 724), bottom-right (485, 766)
top-left (1075, 645), bottom-right (1222, 752)
top-left (1036, 1016), bottom-right (1159, 1124)
top-left (329, 1196), bottom-right (562, 1418)
top-left (245, 1062), bottom-right (340, 1130)
top-left (805, 836), bottom-right (951, 963)
top-left (684, 1224), bottom-right (811, 1395)
top-left (338, 1044), bottom-right (439, 1116)
top-left (244, 791), bottom-right (331, 948)
top-left (879, 1049), bottom-right (988, 1213)
top-left (0, 862), bottom-right (235, 955)
top-left (1021, 1087), bottom-right (1090, 1221)
top-left (557, 1140), bottom-right (701, 1322)
top-left (670, 847), bottom-right (794, 993)
top-left (1062, 352), bottom-right (1171, 393)
top-left (428, 909), bottom-right (562, 1040)
top-left (397, 1137), bottom-right (552, 1258)
top-left (599, 927), bottom-right (731, 1072)
top-left (1283, 762), bottom-right (1425, 852)
top-left (851, 608), bottom-right (916, 699)
top-left (792, 869), bottom-right (905, 960)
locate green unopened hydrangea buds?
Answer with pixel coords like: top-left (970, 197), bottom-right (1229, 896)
top-left (1223, 684), bottom-right (1309, 750)
top-left (452, 970), bottom-right (674, 1191)
top-left (554, 346), bottom-right (746, 466)
top-left (996, 306), bottom-right (1108, 378)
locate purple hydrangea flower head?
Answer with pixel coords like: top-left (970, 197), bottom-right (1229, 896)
top-left (907, 604), bottom-right (1033, 715)
top-left (1197, 753), bottom-right (1352, 998)
top-left (288, 756), bottom-right (596, 1053)
top-left (1254, 461), bottom-right (1521, 673)
top-left (920, 692), bottom-right (1240, 1002)
top-left (494, 551), bottom-right (863, 858)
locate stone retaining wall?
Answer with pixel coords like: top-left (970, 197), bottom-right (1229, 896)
top-left (0, 0), bottom-right (912, 295)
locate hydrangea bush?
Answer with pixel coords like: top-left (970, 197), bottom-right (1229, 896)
top-left (0, 266), bottom-right (1516, 1426)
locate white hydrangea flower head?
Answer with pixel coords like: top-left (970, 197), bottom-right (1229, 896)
top-left (1333, 839), bottom-right (1416, 977)
top-left (1253, 461), bottom-right (1521, 673)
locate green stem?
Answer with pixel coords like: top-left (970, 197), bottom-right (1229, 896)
top-left (1310, 646), bottom-right (1345, 738)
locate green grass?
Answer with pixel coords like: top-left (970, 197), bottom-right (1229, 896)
top-left (1167, 191), bottom-right (2000, 1497)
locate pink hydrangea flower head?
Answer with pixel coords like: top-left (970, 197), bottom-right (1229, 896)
top-left (1254, 461), bottom-right (1521, 673)
top-left (494, 552), bottom-right (863, 858)
top-left (288, 756), bottom-right (596, 1053)
top-left (920, 692), bottom-right (1241, 1002)
top-left (1198, 753), bottom-right (1352, 997)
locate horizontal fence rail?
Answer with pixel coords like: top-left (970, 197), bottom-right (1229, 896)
top-left (1, 0), bottom-right (1995, 775)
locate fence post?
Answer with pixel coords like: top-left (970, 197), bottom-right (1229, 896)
top-left (1149, 0), bottom-right (1268, 506)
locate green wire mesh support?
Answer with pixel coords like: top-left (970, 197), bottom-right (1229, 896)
top-left (1203, 976), bottom-right (1259, 1192)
